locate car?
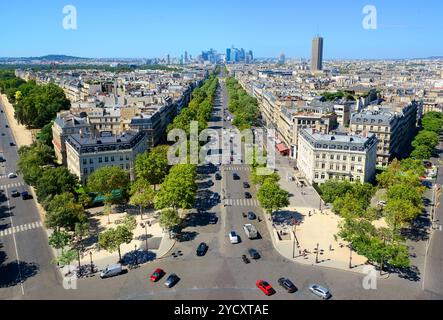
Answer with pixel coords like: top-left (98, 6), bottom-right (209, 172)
top-left (244, 192), bottom-right (252, 199)
top-left (232, 173), bottom-right (240, 180)
top-left (215, 173), bottom-right (222, 180)
top-left (5, 125), bottom-right (9, 128)
top-left (208, 216), bottom-right (218, 224)
top-left (11, 189), bottom-right (20, 197)
top-left (243, 182), bottom-right (250, 188)
top-left (196, 242), bottom-right (208, 256)
top-left (229, 231), bottom-right (240, 244)
top-left (242, 254), bottom-right (250, 264)
top-left (256, 280), bottom-right (275, 296)
top-left (278, 277), bottom-right (297, 293)
top-left (309, 284), bottom-right (332, 299)
top-left (150, 268), bottom-right (165, 282)
top-left (248, 248), bottom-right (261, 259)
top-left (9, 142), bottom-right (14, 146)
top-left (100, 264), bottom-right (123, 279)
top-left (21, 191), bottom-right (30, 200)
top-left (164, 273), bottom-right (180, 288)
top-left (8, 172), bottom-right (17, 179)
top-left (247, 212), bottom-right (257, 220)
top-left (0, 156), bottom-right (5, 162)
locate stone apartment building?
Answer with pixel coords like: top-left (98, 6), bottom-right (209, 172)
top-left (297, 128), bottom-right (378, 185)
top-left (349, 101), bottom-right (419, 168)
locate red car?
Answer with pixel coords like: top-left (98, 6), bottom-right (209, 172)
top-left (256, 279), bottom-right (275, 296)
top-left (150, 268), bottom-right (165, 282)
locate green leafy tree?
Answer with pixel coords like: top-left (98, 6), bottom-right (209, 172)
top-left (154, 164), bottom-right (197, 213)
top-left (98, 225), bottom-right (133, 262)
top-left (48, 230), bottom-right (72, 255)
top-left (129, 179), bottom-right (155, 219)
top-left (36, 121), bottom-right (54, 147)
top-left (35, 167), bottom-right (79, 203)
top-left (411, 145), bottom-right (432, 160)
top-left (135, 145), bottom-right (170, 190)
top-left (17, 142), bottom-right (54, 186)
top-left (123, 215), bottom-right (137, 231)
top-left (319, 180), bottom-right (353, 203)
top-left (257, 179), bottom-right (290, 215)
top-left (55, 249), bottom-right (78, 273)
top-left (412, 130), bottom-right (439, 150)
top-left (46, 192), bottom-right (88, 231)
top-left (159, 208), bottom-right (182, 234)
top-left (384, 199), bottom-right (421, 232)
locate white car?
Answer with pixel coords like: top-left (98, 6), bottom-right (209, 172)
top-left (8, 172), bottom-right (17, 179)
top-left (309, 284), bottom-right (331, 299)
top-left (229, 231), bottom-right (239, 244)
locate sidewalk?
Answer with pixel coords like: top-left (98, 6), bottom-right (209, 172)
top-left (0, 94), bottom-right (33, 147)
top-left (263, 206), bottom-right (376, 275)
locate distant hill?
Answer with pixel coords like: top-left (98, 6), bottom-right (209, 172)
top-left (0, 55), bottom-right (91, 62)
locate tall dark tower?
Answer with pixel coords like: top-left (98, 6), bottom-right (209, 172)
top-left (311, 36), bottom-right (324, 71)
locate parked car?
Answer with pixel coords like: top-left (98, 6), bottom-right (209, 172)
top-left (309, 284), bottom-right (331, 299)
top-left (0, 156), bottom-right (5, 162)
top-left (164, 273), bottom-right (180, 288)
top-left (196, 242), bottom-right (208, 256)
top-left (248, 248), bottom-right (261, 260)
top-left (9, 142), bottom-right (14, 146)
top-left (242, 254), bottom-right (250, 264)
top-left (244, 192), bottom-right (252, 199)
top-left (215, 173), bottom-right (222, 180)
top-left (247, 212), bottom-right (257, 220)
top-left (229, 231), bottom-right (240, 244)
top-left (11, 189), bottom-right (20, 198)
top-left (150, 268), bottom-right (165, 282)
top-left (208, 216), bottom-right (218, 224)
top-left (5, 125), bottom-right (9, 128)
top-left (21, 191), bottom-right (31, 200)
top-left (232, 173), bottom-right (240, 180)
top-left (100, 264), bottom-right (123, 279)
top-left (278, 277), bottom-right (297, 293)
top-left (8, 172), bottom-right (17, 179)
top-left (243, 182), bottom-right (250, 188)
top-left (256, 280), bottom-right (275, 296)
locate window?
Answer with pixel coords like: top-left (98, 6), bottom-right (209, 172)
top-left (99, 157), bottom-right (102, 163)
top-left (89, 158), bottom-right (93, 164)
top-left (105, 157), bottom-right (109, 162)
top-left (83, 168), bottom-right (88, 175)
top-left (343, 156), bottom-right (347, 161)
top-left (126, 164), bottom-right (129, 170)
top-left (120, 156), bottom-right (124, 161)
top-left (342, 165), bottom-right (346, 171)
top-left (322, 154), bottom-right (326, 159)
top-left (330, 164), bottom-right (334, 170)
top-left (358, 157), bottom-right (362, 162)
top-left (337, 155), bottom-right (340, 160)
top-left (321, 174), bottom-right (325, 179)
top-left (315, 173), bottom-right (319, 179)
top-left (336, 164), bottom-right (340, 170)
top-left (90, 168), bottom-right (94, 174)
top-left (321, 163), bottom-right (325, 169)
top-left (126, 155), bottom-right (130, 161)
top-left (351, 165), bottom-right (355, 171)
top-left (120, 164), bottom-right (124, 169)
top-left (330, 155), bottom-right (334, 160)
top-left (351, 156), bottom-right (355, 161)
top-left (111, 156), bottom-right (115, 162)
top-left (83, 159), bottom-right (87, 165)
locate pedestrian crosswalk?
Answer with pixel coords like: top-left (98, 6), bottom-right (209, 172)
top-left (0, 182), bottom-right (24, 189)
top-left (223, 166), bottom-right (250, 171)
top-left (224, 198), bottom-right (259, 207)
top-left (0, 221), bottom-right (43, 237)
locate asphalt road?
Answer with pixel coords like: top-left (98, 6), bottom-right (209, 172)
top-left (0, 100), bottom-right (61, 299)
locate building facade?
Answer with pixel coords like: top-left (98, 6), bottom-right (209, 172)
top-left (311, 37), bottom-right (324, 72)
top-left (297, 128), bottom-right (378, 185)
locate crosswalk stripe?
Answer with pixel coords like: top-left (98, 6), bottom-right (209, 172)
top-left (0, 230), bottom-right (3, 236)
top-left (30, 222), bottom-right (36, 229)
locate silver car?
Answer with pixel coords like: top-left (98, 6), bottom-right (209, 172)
top-left (309, 284), bottom-right (331, 299)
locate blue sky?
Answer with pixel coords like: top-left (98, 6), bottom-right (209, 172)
top-left (0, 0), bottom-right (441, 59)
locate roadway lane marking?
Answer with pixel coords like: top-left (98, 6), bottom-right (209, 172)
top-left (4, 187), bottom-right (25, 295)
top-left (0, 221), bottom-right (43, 237)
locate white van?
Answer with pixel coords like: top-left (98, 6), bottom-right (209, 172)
top-left (100, 264), bottom-right (122, 279)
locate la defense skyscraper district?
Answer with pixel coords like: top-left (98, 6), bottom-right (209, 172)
top-left (311, 36), bottom-right (324, 71)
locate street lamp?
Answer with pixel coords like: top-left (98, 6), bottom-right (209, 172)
top-left (89, 251), bottom-right (93, 273)
top-left (134, 244), bottom-right (138, 265)
top-left (349, 245), bottom-right (353, 269)
top-left (145, 224), bottom-right (149, 252)
top-left (315, 243), bottom-right (320, 264)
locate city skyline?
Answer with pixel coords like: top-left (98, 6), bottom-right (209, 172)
top-left (0, 0), bottom-right (442, 59)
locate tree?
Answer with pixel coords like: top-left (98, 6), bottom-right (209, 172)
top-left (159, 208), bottom-right (181, 234)
top-left (17, 142), bottom-right (54, 186)
top-left (46, 192), bottom-right (88, 231)
top-left (387, 183), bottom-right (424, 209)
top-left (129, 179), bottom-right (155, 219)
top-left (123, 214), bottom-right (137, 231)
top-left (37, 121), bottom-right (54, 147)
top-left (99, 225), bottom-right (133, 262)
top-left (319, 180), bottom-right (353, 203)
top-left (55, 249), bottom-right (78, 273)
top-left (384, 199), bottom-right (421, 232)
top-left (48, 230), bottom-right (71, 255)
top-left (422, 112), bottom-right (443, 133)
top-left (35, 167), bottom-right (79, 203)
top-left (135, 145), bottom-right (170, 189)
top-left (257, 179), bottom-right (290, 215)
top-left (412, 130), bottom-right (439, 150)
top-left (411, 145), bottom-right (432, 160)
top-left (154, 164), bottom-right (197, 213)
top-left (74, 222), bottom-right (90, 243)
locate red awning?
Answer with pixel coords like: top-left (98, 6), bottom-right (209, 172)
top-left (276, 143), bottom-right (290, 153)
